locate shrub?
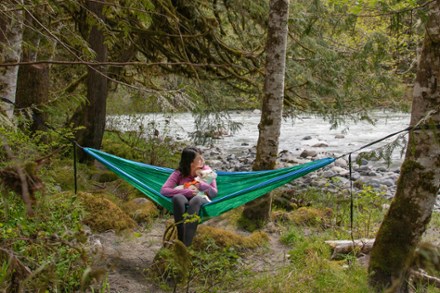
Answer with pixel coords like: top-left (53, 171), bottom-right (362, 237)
top-left (0, 192), bottom-right (89, 291)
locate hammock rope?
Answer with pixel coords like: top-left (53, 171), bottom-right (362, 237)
top-left (69, 124), bottom-right (438, 223)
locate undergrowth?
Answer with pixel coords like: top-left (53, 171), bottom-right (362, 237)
top-left (0, 192), bottom-right (89, 291)
top-left (0, 124), bottom-right (178, 291)
top-left (286, 183), bottom-right (389, 239)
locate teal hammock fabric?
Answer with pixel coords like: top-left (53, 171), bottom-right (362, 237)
top-left (83, 148), bottom-right (335, 221)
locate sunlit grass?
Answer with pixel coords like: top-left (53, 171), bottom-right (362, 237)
top-left (237, 245), bottom-right (371, 293)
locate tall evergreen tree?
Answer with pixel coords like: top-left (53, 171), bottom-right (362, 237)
top-left (15, 3), bottom-right (49, 132)
top-left (71, 0), bottom-right (108, 161)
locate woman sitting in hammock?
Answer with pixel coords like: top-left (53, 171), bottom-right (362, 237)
top-left (160, 146), bottom-right (218, 246)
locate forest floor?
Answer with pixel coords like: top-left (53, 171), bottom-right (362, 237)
top-left (93, 218), bottom-right (165, 292)
top-left (92, 215), bottom-right (288, 293)
top-left (91, 215), bottom-right (440, 293)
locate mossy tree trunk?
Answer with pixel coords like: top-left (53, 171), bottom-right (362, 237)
top-left (242, 0), bottom-right (289, 226)
top-left (72, 0), bottom-right (108, 161)
top-left (368, 1), bottom-right (440, 291)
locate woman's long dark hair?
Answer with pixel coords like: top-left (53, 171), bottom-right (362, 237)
top-left (178, 147), bottom-right (202, 177)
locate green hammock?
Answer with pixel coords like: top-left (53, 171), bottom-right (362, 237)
top-left (83, 148), bottom-right (335, 221)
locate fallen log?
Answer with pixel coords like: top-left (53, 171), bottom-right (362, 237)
top-left (325, 239), bottom-right (375, 259)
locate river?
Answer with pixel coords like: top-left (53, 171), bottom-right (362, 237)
top-left (109, 110), bottom-right (411, 167)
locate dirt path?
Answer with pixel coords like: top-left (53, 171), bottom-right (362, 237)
top-left (93, 218), bottom-right (168, 292)
top-left (91, 211), bottom-right (440, 293)
top-left (92, 217), bottom-right (288, 293)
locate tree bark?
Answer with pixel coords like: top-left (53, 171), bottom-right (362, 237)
top-left (72, 0), bottom-right (108, 161)
top-left (15, 64), bottom-right (49, 132)
top-left (15, 5), bottom-right (48, 133)
top-left (0, 0), bottom-right (24, 118)
top-left (242, 0), bottom-right (289, 226)
top-left (368, 1), bottom-right (440, 291)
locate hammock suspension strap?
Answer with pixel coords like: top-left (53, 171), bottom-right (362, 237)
top-left (69, 124), bottom-right (439, 222)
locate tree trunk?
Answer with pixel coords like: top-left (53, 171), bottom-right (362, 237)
top-left (72, 0), bottom-right (108, 161)
top-left (241, 0), bottom-right (289, 227)
top-left (15, 64), bottom-right (49, 132)
top-left (15, 5), bottom-right (48, 133)
top-left (0, 0), bottom-right (24, 118)
top-left (368, 1), bottom-right (440, 291)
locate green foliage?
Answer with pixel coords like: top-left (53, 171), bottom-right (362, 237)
top-left (103, 0), bottom-right (154, 42)
top-left (45, 93), bottom-right (88, 127)
top-left (150, 243), bottom-right (191, 289)
top-left (356, 132), bottom-right (408, 167)
top-left (0, 126), bottom-right (44, 165)
top-left (103, 116), bottom-right (183, 168)
top-left (267, 181), bottom-right (403, 292)
top-left (0, 122), bottom-right (84, 206)
top-left (293, 180), bottom-right (390, 239)
top-left (103, 0), bottom-right (416, 124)
top-left (354, 185), bottom-right (388, 238)
top-left (284, 0), bottom-right (412, 125)
top-left (0, 193), bottom-right (89, 291)
top-left (190, 111), bottom-right (243, 145)
top-left (280, 225), bottom-right (305, 246)
top-left (0, 261), bottom-right (7, 290)
top-left (0, 117), bottom-right (79, 173)
top-left (150, 237), bottom-right (249, 292)
top-left (189, 246), bottom-right (242, 291)
top-left (241, 226), bottom-right (371, 293)
top-left (45, 157), bottom-right (89, 193)
top-left (107, 87), bottom-right (166, 114)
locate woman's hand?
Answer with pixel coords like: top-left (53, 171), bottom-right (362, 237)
top-left (188, 184), bottom-right (199, 197)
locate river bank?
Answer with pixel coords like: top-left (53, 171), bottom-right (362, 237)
top-left (198, 143), bottom-right (440, 212)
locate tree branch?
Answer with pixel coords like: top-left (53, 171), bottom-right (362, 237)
top-left (410, 269), bottom-right (440, 289)
top-left (0, 59), bottom-right (248, 69)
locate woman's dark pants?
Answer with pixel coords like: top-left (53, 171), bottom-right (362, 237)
top-left (172, 194), bottom-right (208, 246)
